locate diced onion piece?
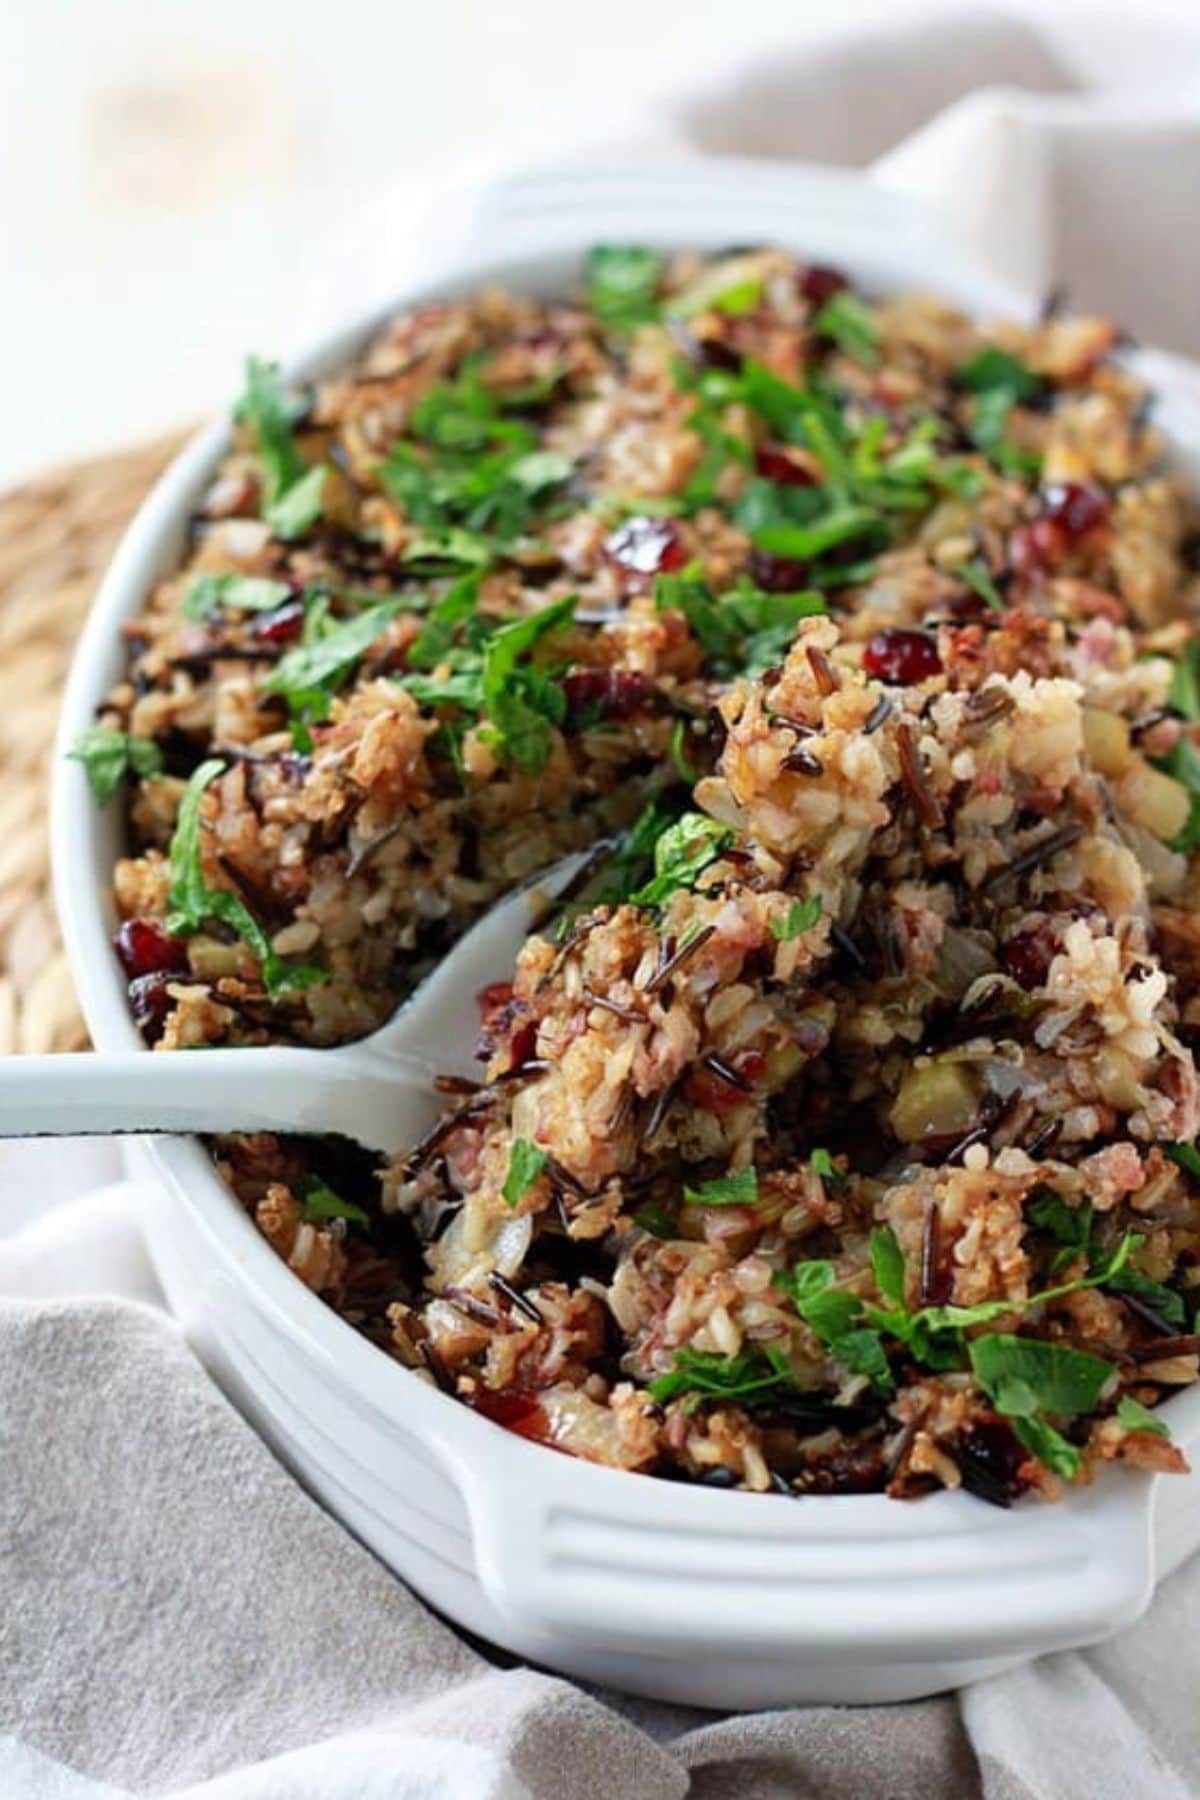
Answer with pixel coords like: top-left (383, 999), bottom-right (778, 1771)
top-left (1082, 707), bottom-right (1132, 778)
top-left (1114, 757), bottom-right (1190, 843)
top-left (890, 1059), bottom-right (981, 1144)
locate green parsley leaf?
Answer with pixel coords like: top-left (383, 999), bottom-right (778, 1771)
top-left (770, 896), bottom-right (823, 942)
top-left (683, 1167), bottom-right (759, 1208)
top-left (1116, 1395), bottom-right (1169, 1438)
top-left (772, 1262), bottom-right (893, 1392)
top-left (969, 1334), bottom-right (1114, 1417)
top-left (502, 1138), bottom-right (549, 1208)
top-left (646, 1344), bottom-right (798, 1410)
top-left (869, 1225), bottom-right (907, 1308)
top-left (1165, 1140), bottom-right (1200, 1179)
top-left (954, 347), bottom-right (1041, 402)
top-left (1169, 641), bottom-right (1200, 722)
top-left (262, 599), bottom-right (400, 734)
top-left (669, 717), bottom-right (698, 783)
top-left (633, 1202), bottom-right (677, 1239)
top-left (181, 574), bottom-right (292, 621)
top-left (267, 462), bottom-right (328, 540)
top-left (1107, 1267), bottom-right (1186, 1327)
top-left (400, 528), bottom-right (496, 572)
top-left (1010, 1414), bottom-right (1082, 1480)
top-left (814, 292), bottom-right (879, 365)
top-left (298, 1174), bottom-right (370, 1229)
top-left (69, 727), bottom-right (163, 806)
top-left (235, 354), bottom-right (306, 501)
top-left (586, 245), bottom-right (664, 330)
top-left (1151, 736), bottom-right (1200, 852)
top-left (1027, 1187), bottom-right (1093, 1272)
top-left (809, 1148), bottom-right (844, 1181)
top-left (407, 572), bottom-right (481, 671)
top-left (477, 593), bottom-right (576, 774)
top-left (751, 503), bottom-right (883, 563)
top-left (165, 759), bottom-right (324, 997)
top-left (630, 811), bottom-right (733, 907)
top-left (955, 560), bottom-right (1006, 610)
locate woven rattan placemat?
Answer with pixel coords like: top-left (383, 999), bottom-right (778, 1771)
top-left (0, 435), bottom-right (185, 1055)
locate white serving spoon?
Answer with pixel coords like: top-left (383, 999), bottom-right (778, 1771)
top-left (0, 852), bottom-right (590, 1158)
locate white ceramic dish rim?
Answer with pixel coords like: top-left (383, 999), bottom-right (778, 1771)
top-left (49, 156), bottom-right (1200, 1663)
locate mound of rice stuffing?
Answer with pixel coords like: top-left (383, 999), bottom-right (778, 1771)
top-left (81, 246), bottom-right (1200, 1502)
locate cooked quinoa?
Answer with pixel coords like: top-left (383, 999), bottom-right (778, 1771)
top-left (81, 246), bottom-right (1200, 1502)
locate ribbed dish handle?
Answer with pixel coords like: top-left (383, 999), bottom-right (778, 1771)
top-left (455, 1428), bottom-right (1160, 1659)
top-left (447, 154), bottom-right (1035, 320)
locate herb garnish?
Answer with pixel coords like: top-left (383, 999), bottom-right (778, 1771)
top-left (770, 896), bottom-right (823, 942)
top-left (683, 1168), bottom-right (759, 1208)
top-left (263, 599), bottom-right (400, 747)
top-left (181, 574), bottom-right (292, 621)
top-left (298, 1173), bottom-right (370, 1229)
top-left (954, 560), bottom-right (1006, 610)
top-left (165, 759), bottom-right (324, 997)
top-left (953, 347), bottom-right (1043, 478)
top-left (1115, 1395), bottom-right (1169, 1438)
top-left (235, 356), bottom-right (329, 539)
top-left (629, 811), bottom-right (733, 908)
top-left (647, 1344), bottom-right (799, 1410)
top-left (503, 1139), bottom-right (549, 1208)
top-left (1165, 1141), bottom-right (1200, 1179)
top-left (70, 727), bottom-right (163, 805)
top-left (968, 1334), bottom-right (1114, 1478)
top-left (1168, 641), bottom-right (1200, 721)
top-left (813, 291), bottom-right (879, 365)
top-left (586, 246), bottom-right (664, 331)
top-left (654, 569), bottom-right (827, 676)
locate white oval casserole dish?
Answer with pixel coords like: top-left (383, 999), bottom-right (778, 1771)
top-left (50, 158), bottom-right (1200, 1707)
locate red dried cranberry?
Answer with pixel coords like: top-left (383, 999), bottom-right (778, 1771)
top-left (750, 549), bottom-right (809, 592)
top-left (506, 1019), bottom-right (539, 1072)
top-left (1001, 921), bottom-right (1058, 990)
top-left (862, 629), bottom-right (943, 685)
top-left (252, 600), bottom-right (306, 645)
top-left (127, 971), bottom-right (176, 1035)
top-left (114, 918), bottom-right (188, 980)
top-left (955, 1416), bottom-right (1030, 1506)
top-left (799, 264), bottom-right (849, 307)
top-left (468, 1387), bottom-right (549, 1441)
top-left (754, 443), bottom-right (817, 487)
top-left (685, 1050), bottom-right (765, 1113)
top-left (1009, 518), bottom-right (1064, 578)
top-left (477, 981), bottom-right (514, 1018)
top-left (1041, 480), bottom-right (1111, 539)
top-left (603, 516), bottom-right (685, 578)
top-left (563, 667), bottom-right (656, 723)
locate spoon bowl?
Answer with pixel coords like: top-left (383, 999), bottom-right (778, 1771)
top-left (0, 851), bottom-right (589, 1158)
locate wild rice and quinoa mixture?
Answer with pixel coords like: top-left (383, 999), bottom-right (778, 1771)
top-left (80, 246), bottom-right (1200, 1503)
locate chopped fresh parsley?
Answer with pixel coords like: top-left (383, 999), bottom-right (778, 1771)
top-left (647, 1344), bottom-right (798, 1411)
top-left (654, 569), bottom-right (826, 676)
top-left (770, 896), bottom-right (823, 942)
top-left (263, 599), bottom-right (400, 745)
top-left (683, 1167), bottom-right (759, 1208)
top-left (1027, 1187), bottom-right (1093, 1271)
top-left (298, 1174), bottom-right (370, 1229)
top-left (235, 355), bottom-right (328, 540)
top-left (969, 1333), bottom-right (1118, 1479)
top-left (869, 1225), bottom-right (907, 1308)
top-left (630, 811), bottom-right (732, 908)
top-left (955, 560), bottom-right (1006, 610)
top-left (1150, 735), bottom-right (1200, 852)
top-left (809, 1148), bottom-right (844, 1182)
top-left (1165, 1140), bottom-right (1200, 1179)
top-left (70, 727), bottom-right (163, 806)
top-left (478, 594), bottom-right (575, 773)
top-left (1169, 641), bottom-right (1200, 721)
top-left (669, 717), bottom-right (698, 782)
top-left (814, 291), bottom-right (879, 365)
top-left (1106, 1266), bottom-right (1186, 1328)
top-left (1115, 1395), bottom-right (1169, 1438)
top-left (633, 1202), bottom-right (677, 1239)
top-left (954, 347), bottom-right (1042, 402)
top-left (165, 760), bottom-right (323, 997)
top-left (773, 1260), bottom-right (893, 1394)
top-left (407, 572), bottom-right (482, 672)
top-left (502, 1138), bottom-right (548, 1208)
top-left (586, 246), bottom-right (664, 331)
top-left (181, 574), bottom-right (292, 621)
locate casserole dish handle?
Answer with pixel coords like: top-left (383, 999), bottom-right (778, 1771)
top-left (453, 1428), bottom-right (1162, 1660)
top-left (443, 154), bottom-right (1036, 321)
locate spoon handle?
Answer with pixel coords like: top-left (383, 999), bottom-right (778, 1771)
top-left (0, 1045), bottom-right (430, 1157)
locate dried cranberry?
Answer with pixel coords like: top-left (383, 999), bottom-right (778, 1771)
top-left (252, 599), bottom-right (306, 644)
top-left (1009, 518), bottom-right (1064, 578)
top-left (506, 1019), bottom-right (539, 1072)
top-left (754, 443), bottom-right (817, 487)
top-left (862, 628), bottom-right (943, 685)
top-left (127, 971), bottom-right (176, 1035)
top-left (1041, 480), bottom-right (1111, 539)
top-left (477, 981), bottom-right (514, 1018)
top-left (603, 516), bottom-right (685, 578)
top-left (563, 667), bottom-right (656, 723)
top-left (468, 1387), bottom-right (549, 1441)
top-left (1001, 921), bottom-right (1058, 990)
top-left (750, 549), bottom-right (809, 592)
top-left (685, 1050), bottom-right (765, 1113)
top-left (955, 1416), bottom-right (1030, 1507)
top-left (114, 918), bottom-right (188, 980)
top-left (799, 264), bottom-right (849, 307)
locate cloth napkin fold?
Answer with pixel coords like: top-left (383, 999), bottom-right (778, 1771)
top-left (12, 7), bottom-right (1200, 1795)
